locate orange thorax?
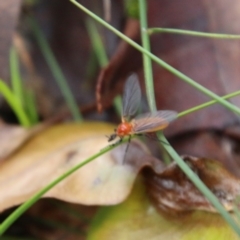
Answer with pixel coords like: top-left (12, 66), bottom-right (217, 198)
top-left (116, 122), bottom-right (133, 137)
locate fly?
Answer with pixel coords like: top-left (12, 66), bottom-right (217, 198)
top-left (108, 74), bottom-right (177, 145)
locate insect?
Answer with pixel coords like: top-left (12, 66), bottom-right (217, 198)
top-left (108, 74), bottom-right (177, 144)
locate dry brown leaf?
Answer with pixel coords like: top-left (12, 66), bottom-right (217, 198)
top-left (0, 122), bottom-right (157, 212)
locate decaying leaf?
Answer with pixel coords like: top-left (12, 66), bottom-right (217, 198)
top-left (88, 177), bottom-right (240, 240)
top-left (144, 155), bottom-right (240, 214)
top-left (0, 122), bottom-right (158, 212)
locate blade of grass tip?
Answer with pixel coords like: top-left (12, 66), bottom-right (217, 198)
top-left (178, 90), bottom-right (240, 118)
top-left (147, 28), bottom-right (240, 39)
top-left (69, 0), bottom-right (240, 116)
top-left (0, 137), bottom-right (129, 236)
top-left (0, 80), bottom-right (31, 127)
top-left (138, 0), bottom-right (240, 235)
top-left (10, 47), bottom-right (24, 108)
top-left (28, 17), bottom-right (82, 122)
top-left (124, 0), bottom-right (139, 19)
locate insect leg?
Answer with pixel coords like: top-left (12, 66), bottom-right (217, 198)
top-left (122, 135), bottom-right (131, 164)
top-left (145, 133), bottom-right (169, 145)
top-left (101, 137), bottom-right (123, 152)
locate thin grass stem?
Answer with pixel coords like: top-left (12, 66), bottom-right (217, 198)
top-left (148, 28), bottom-right (240, 39)
top-left (178, 90), bottom-right (240, 118)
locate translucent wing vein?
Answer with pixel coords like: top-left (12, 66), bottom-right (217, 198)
top-left (122, 74), bottom-right (141, 121)
top-left (131, 110), bottom-right (178, 133)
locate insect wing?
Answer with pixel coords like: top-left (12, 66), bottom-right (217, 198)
top-left (131, 110), bottom-right (177, 134)
top-left (122, 74), bottom-right (141, 121)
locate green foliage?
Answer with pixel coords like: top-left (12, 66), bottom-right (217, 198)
top-left (124, 0), bottom-right (139, 19)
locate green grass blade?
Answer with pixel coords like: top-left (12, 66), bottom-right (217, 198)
top-left (10, 47), bottom-right (24, 107)
top-left (86, 18), bottom-right (108, 67)
top-left (29, 17), bottom-right (82, 121)
top-left (178, 90), bottom-right (240, 117)
top-left (0, 79), bottom-right (31, 127)
top-left (23, 88), bottom-right (38, 124)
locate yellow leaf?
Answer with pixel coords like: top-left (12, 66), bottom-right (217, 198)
top-left (0, 122), bottom-right (150, 211)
